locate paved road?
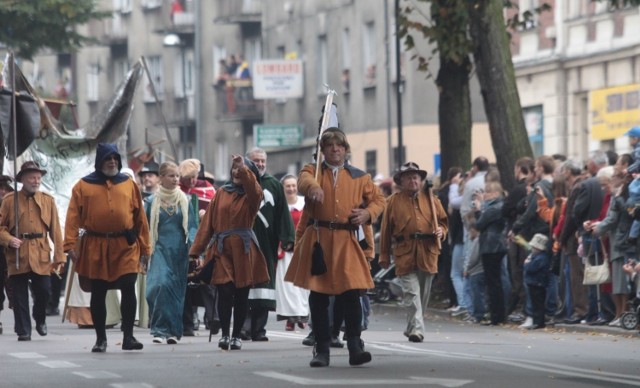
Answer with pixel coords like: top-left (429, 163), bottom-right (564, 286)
top-left (1, 302), bottom-right (639, 387)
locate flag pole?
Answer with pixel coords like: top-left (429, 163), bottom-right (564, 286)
top-left (8, 52), bottom-right (19, 270)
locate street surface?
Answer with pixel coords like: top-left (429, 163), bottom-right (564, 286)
top-left (1, 301), bottom-right (639, 387)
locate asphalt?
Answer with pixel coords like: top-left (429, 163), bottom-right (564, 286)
top-left (370, 299), bottom-right (640, 338)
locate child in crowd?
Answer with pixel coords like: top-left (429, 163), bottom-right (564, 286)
top-left (624, 126), bottom-right (640, 244)
top-left (523, 234), bottom-right (551, 330)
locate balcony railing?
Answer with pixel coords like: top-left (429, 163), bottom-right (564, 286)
top-left (214, 79), bottom-right (263, 121)
top-left (215, 0), bottom-right (261, 23)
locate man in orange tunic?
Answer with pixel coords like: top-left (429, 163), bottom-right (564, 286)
top-left (285, 128), bottom-right (385, 367)
top-left (64, 143), bottom-right (151, 353)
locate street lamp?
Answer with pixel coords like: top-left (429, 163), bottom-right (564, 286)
top-left (163, 33), bottom-right (189, 159)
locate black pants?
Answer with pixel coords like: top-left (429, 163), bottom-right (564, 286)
top-left (481, 252), bottom-right (506, 325)
top-left (183, 286), bottom-right (197, 331)
top-left (310, 289), bottom-right (362, 344)
top-left (90, 274), bottom-right (137, 341)
top-left (0, 251), bottom-right (11, 312)
top-left (529, 284), bottom-right (546, 327)
top-left (507, 241), bottom-right (527, 314)
top-left (217, 282), bottom-right (250, 338)
top-left (10, 272), bottom-right (50, 337)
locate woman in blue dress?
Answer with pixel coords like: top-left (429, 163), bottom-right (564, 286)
top-left (145, 161), bottom-right (198, 344)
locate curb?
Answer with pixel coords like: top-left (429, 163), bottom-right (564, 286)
top-left (370, 301), bottom-right (640, 337)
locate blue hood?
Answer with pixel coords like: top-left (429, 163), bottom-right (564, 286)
top-left (82, 143), bottom-right (129, 185)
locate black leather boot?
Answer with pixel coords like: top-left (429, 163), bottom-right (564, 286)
top-left (309, 341), bottom-right (330, 367)
top-left (347, 337), bottom-right (371, 366)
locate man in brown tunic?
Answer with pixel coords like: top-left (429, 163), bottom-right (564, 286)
top-left (65, 143), bottom-right (151, 352)
top-left (0, 162), bottom-right (65, 341)
top-left (285, 128), bottom-right (385, 367)
top-left (379, 162), bottom-right (448, 343)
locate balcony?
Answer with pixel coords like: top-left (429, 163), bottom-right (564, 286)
top-left (214, 79), bottom-right (264, 121)
top-left (102, 15), bottom-right (128, 46)
top-left (214, 0), bottom-right (261, 24)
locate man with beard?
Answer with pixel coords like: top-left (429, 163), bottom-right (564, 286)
top-left (241, 147), bottom-right (295, 341)
top-left (65, 143), bottom-right (151, 352)
top-left (0, 162), bottom-right (65, 341)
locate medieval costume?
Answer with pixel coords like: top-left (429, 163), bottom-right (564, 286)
top-left (189, 158), bottom-right (268, 350)
top-left (145, 185), bottom-right (198, 342)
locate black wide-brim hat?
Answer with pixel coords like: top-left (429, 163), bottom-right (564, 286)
top-left (393, 161), bottom-right (427, 185)
top-left (16, 161), bottom-right (47, 182)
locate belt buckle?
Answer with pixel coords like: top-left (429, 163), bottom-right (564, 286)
top-left (328, 222), bottom-right (337, 230)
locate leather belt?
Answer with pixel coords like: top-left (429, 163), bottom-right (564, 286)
top-left (20, 232), bottom-right (44, 239)
top-left (309, 219), bottom-right (359, 231)
top-left (395, 233), bottom-right (435, 242)
top-left (85, 230), bottom-right (125, 238)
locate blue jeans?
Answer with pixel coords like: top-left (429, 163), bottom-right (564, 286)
top-left (545, 273), bottom-right (558, 317)
top-left (468, 272), bottom-right (486, 320)
top-left (450, 243), bottom-right (468, 309)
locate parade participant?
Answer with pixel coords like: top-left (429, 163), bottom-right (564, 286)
top-left (179, 159), bottom-right (215, 216)
top-left (275, 174), bottom-right (309, 331)
top-left (242, 147), bottom-right (295, 341)
top-left (0, 162), bottom-right (65, 341)
top-left (285, 127), bottom-right (385, 367)
top-left (145, 162), bottom-right (198, 344)
top-left (379, 162), bottom-right (447, 342)
top-left (189, 154), bottom-right (268, 351)
top-left (0, 175), bottom-right (14, 335)
top-left (179, 158), bottom-right (217, 335)
top-left (138, 160), bottom-right (160, 198)
top-left (64, 143), bottom-right (151, 352)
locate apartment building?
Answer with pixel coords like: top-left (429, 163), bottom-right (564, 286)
top-left (512, 0), bottom-right (640, 160)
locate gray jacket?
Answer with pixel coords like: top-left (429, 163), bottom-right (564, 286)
top-left (595, 195), bottom-right (635, 261)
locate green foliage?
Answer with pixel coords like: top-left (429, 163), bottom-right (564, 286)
top-left (0, 0), bottom-right (111, 59)
top-left (398, 0), bottom-right (473, 78)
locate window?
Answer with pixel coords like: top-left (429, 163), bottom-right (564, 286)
top-left (516, 0), bottom-right (538, 30)
top-left (317, 35), bottom-right (328, 93)
top-left (362, 21), bottom-right (377, 86)
top-left (143, 56), bottom-right (163, 103)
top-left (392, 146), bottom-right (407, 169)
top-left (216, 141), bottom-right (229, 181)
top-left (86, 64), bottom-right (100, 102)
top-left (365, 150), bottom-right (377, 176)
top-left (113, 59), bottom-right (129, 86)
top-left (174, 50), bottom-right (194, 98)
top-left (523, 105), bottom-right (544, 157)
top-left (277, 45), bottom-right (285, 59)
top-left (342, 28), bottom-right (351, 70)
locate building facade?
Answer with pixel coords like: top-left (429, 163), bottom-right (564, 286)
top-left (511, 0), bottom-right (640, 160)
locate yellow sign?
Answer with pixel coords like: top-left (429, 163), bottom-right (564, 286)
top-left (590, 84), bottom-right (640, 140)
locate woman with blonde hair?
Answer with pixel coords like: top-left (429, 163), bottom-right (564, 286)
top-left (145, 161), bottom-right (199, 344)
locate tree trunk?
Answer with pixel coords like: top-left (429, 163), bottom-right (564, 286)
top-left (436, 55), bottom-right (472, 183)
top-left (467, 0), bottom-right (533, 190)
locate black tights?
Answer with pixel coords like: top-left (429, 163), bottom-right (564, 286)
top-left (310, 290), bottom-right (362, 344)
top-left (90, 275), bottom-right (137, 341)
top-left (217, 282), bottom-right (250, 338)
